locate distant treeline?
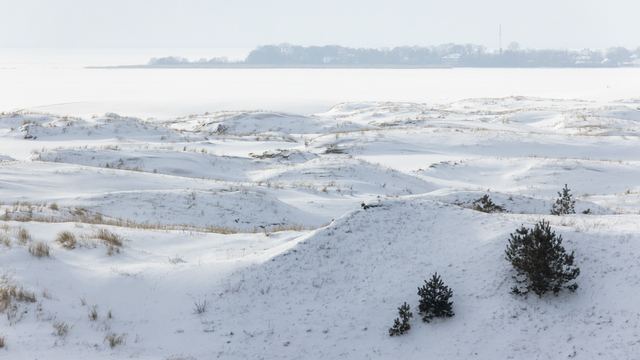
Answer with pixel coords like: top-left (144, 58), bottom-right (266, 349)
top-left (149, 43), bottom-right (640, 67)
top-left (148, 56), bottom-right (231, 66)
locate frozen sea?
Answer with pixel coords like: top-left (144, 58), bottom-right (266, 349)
top-left (1, 48), bottom-right (639, 118)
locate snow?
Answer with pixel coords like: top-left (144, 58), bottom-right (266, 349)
top-left (2, 56), bottom-right (640, 118)
top-left (2, 87), bottom-right (640, 358)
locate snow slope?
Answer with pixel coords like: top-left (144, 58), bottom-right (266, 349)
top-left (1, 96), bottom-right (640, 358)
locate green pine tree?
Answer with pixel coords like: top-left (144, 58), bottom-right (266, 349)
top-left (505, 220), bottom-right (580, 296)
top-left (472, 195), bottom-right (505, 213)
top-left (389, 302), bottom-right (412, 336)
top-left (417, 273), bottom-right (454, 323)
top-left (550, 184), bottom-right (576, 215)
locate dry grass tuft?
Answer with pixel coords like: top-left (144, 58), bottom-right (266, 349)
top-left (193, 299), bottom-right (209, 314)
top-left (168, 255), bottom-right (185, 265)
top-left (0, 284), bottom-right (37, 313)
top-left (0, 234), bottom-right (10, 247)
top-left (49, 203), bottom-right (59, 211)
top-left (104, 332), bottom-right (126, 348)
top-left (52, 320), bottom-right (70, 338)
top-left (105, 244), bottom-right (120, 256)
top-left (88, 305), bottom-right (99, 321)
top-left (94, 229), bottom-right (123, 247)
top-left (0, 334), bottom-right (5, 348)
top-left (2, 201), bottom-right (326, 235)
top-left (28, 241), bottom-right (50, 258)
top-left (55, 231), bottom-right (77, 249)
top-left (264, 223), bottom-right (325, 232)
top-left (41, 289), bottom-right (53, 300)
top-left (17, 228), bottom-right (31, 245)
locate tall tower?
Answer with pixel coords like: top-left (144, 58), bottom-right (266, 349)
top-left (499, 25), bottom-right (502, 55)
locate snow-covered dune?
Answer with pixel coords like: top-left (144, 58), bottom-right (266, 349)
top-left (1, 97), bottom-right (640, 358)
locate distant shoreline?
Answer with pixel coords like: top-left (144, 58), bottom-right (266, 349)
top-left (85, 63), bottom-right (640, 69)
top-left (86, 64), bottom-right (454, 69)
top-left (86, 43), bottom-right (640, 69)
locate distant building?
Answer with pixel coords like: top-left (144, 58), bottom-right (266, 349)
top-left (574, 49), bottom-right (594, 65)
top-left (441, 54), bottom-right (461, 65)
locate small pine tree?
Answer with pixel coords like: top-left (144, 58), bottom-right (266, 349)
top-left (389, 302), bottom-right (412, 336)
top-left (505, 220), bottom-right (580, 296)
top-left (417, 273), bottom-right (454, 323)
top-left (550, 184), bottom-right (576, 215)
top-left (472, 195), bottom-right (505, 213)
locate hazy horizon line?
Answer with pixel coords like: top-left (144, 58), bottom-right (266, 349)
top-left (2, 43), bottom-right (638, 51)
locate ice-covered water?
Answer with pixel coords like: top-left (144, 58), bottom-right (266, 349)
top-left (1, 48), bottom-right (639, 118)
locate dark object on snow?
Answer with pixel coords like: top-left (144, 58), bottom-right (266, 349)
top-left (550, 184), bottom-right (576, 215)
top-left (472, 195), bottom-right (505, 213)
top-left (505, 220), bottom-right (580, 296)
top-left (389, 302), bottom-right (413, 336)
top-left (361, 202), bottom-right (382, 210)
top-left (417, 273), bottom-right (454, 323)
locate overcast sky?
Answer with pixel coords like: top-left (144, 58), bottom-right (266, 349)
top-left (2, 0), bottom-right (639, 49)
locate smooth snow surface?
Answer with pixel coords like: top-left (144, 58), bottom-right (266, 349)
top-left (2, 56), bottom-right (640, 117)
top-left (1, 96), bottom-right (640, 359)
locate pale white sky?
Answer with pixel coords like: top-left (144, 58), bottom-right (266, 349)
top-left (2, 0), bottom-right (638, 49)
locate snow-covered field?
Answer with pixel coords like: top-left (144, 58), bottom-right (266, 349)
top-left (1, 93), bottom-right (640, 359)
